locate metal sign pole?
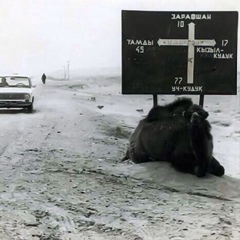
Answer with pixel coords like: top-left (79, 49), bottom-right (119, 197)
top-left (153, 94), bottom-right (158, 107)
top-left (199, 94), bottom-right (204, 107)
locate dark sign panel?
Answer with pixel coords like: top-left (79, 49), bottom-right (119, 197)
top-left (122, 11), bottom-right (238, 95)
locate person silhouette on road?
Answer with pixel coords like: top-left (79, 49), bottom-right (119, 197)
top-left (41, 73), bottom-right (46, 84)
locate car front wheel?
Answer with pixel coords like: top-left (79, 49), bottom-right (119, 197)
top-left (27, 102), bottom-right (34, 113)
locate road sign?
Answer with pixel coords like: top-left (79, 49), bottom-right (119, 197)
top-left (122, 11), bottom-right (238, 95)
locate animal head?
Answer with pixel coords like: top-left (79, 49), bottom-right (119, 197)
top-left (183, 104), bottom-right (209, 125)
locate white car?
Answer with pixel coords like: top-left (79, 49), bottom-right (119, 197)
top-left (0, 75), bottom-right (35, 113)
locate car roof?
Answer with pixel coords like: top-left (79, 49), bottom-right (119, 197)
top-left (0, 75), bottom-right (30, 78)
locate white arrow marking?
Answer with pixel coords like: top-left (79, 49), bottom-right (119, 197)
top-left (157, 39), bottom-right (216, 47)
top-left (193, 39), bottom-right (216, 46)
top-left (157, 39), bottom-right (189, 46)
top-left (187, 22), bottom-right (195, 84)
top-left (157, 22), bottom-right (216, 85)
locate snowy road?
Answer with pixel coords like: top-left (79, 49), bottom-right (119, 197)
top-left (0, 77), bottom-right (239, 239)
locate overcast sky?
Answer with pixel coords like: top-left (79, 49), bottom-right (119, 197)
top-left (0, 0), bottom-right (239, 76)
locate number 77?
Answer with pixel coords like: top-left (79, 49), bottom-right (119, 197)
top-left (175, 77), bottom-right (183, 84)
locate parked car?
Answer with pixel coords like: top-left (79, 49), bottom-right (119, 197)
top-left (0, 75), bottom-right (35, 113)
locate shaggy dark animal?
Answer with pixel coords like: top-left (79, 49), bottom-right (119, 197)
top-left (122, 102), bottom-right (224, 178)
top-left (146, 97), bottom-right (193, 122)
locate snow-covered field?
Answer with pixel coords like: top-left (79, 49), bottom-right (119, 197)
top-left (49, 69), bottom-right (240, 179)
top-left (0, 71), bottom-right (239, 239)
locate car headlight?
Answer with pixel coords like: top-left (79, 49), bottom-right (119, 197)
top-left (24, 94), bottom-right (30, 100)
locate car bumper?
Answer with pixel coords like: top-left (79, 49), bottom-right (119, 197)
top-left (0, 101), bottom-right (32, 108)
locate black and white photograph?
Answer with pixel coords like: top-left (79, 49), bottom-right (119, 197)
top-left (0, 0), bottom-right (239, 239)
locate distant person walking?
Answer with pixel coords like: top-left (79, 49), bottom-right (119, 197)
top-left (41, 73), bottom-right (46, 84)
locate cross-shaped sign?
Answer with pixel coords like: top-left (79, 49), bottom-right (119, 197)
top-left (157, 22), bottom-right (216, 84)
top-left (122, 11), bottom-right (237, 95)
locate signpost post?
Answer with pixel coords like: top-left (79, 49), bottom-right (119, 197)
top-left (153, 94), bottom-right (158, 107)
top-left (122, 11), bottom-right (238, 107)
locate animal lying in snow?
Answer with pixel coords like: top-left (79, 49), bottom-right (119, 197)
top-left (122, 98), bottom-right (225, 178)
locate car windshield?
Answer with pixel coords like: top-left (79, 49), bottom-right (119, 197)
top-left (0, 76), bottom-right (31, 88)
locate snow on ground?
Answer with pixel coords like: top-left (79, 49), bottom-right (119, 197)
top-left (46, 70), bottom-right (240, 178)
top-left (0, 71), bottom-right (239, 239)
